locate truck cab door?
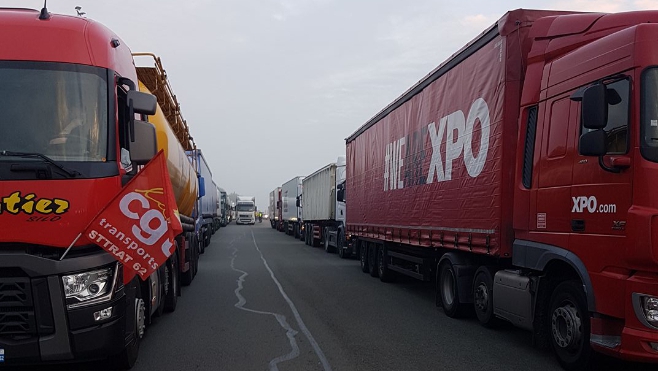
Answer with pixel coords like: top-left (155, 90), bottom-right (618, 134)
top-left (534, 95), bottom-right (579, 238)
top-left (570, 79), bottom-right (632, 245)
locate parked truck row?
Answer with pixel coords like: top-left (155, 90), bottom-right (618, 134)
top-left (0, 7), bottom-right (229, 369)
top-left (271, 8), bottom-right (658, 370)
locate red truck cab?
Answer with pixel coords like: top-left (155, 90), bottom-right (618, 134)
top-left (0, 8), bottom-right (173, 368)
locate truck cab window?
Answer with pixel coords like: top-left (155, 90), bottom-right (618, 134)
top-left (582, 78), bottom-right (629, 154)
top-left (641, 68), bottom-right (658, 162)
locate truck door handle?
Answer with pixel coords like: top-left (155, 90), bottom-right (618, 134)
top-left (571, 219), bottom-right (585, 232)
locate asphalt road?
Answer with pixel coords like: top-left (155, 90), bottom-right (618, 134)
top-left (7, 222), bottom-right (655, 370)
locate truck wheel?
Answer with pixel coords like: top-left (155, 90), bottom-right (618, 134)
top-left (368, 244), bottom-right (379, 277)
top-left (305, 225), bottom-right (311, 245)
top-left (115, 282), bottom-right (145, 370)
top-left (438, 261), bottom-right (466, 318)
top-left (181, 234), bottom-right (194, 286)
top-left (473, 266), bottom-right (498, 327)
top-left (299, 226), bottom-right (305, 241)
top-left (199, 229), bottom-right (206, 255)
top-left (164, 252), bottom-right (179, 313)
top-left (293, 224), bottom-right (300, 239)
top-left (337, 231), bottom-right (348, 259)
top-left (323, 228), bottom-right (333, 253)
top-left (549, 280), bottom-right (592, 371)
top-left (359, 242), bottom-right (369, 273)
top-left (377, 246), bottom-right (393, 282)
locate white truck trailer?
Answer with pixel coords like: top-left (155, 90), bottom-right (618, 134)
top-left (301, 156), bottom-right (352, 257)
top-left (281, 177), bottom-right (303, 237)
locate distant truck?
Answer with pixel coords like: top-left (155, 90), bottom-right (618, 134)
top-left (219, 187), bottom-right (229, 226)
top-left (235, 196), bottom-right (256, 225)
top-left (281, 176), bottom-right (303, 237)
top-left (269, 188), bottom-right (280, 229)
top-left (301, 157), bottom-right (351, 257)
top-left (187, 149), bottom-right (217, 249)
top-left (346, 8), bottom-right (658, 370)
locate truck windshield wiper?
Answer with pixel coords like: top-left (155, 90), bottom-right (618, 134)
top-left (0, 150), bottom-right (81, 178)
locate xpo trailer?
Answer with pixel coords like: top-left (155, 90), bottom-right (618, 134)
top-left (346, 8), bottom-right (658, 370)
top-left (302, 157), bottom-right (352, 257)
top-left (281, 176), bottom-right (304, 238)
top-left (0, 9), bottom-right (198, 369)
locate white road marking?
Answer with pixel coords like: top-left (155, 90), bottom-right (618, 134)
top-left (251, 231), bottom-right (333, 371)
top-left (229, 241), bottom-right (300, 371)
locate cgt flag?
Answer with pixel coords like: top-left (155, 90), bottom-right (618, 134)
top-left (84, 150), bottom-right (182, 284)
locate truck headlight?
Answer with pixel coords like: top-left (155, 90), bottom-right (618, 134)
top-left (633, 293), bottom-right (658, 328)
top-left (62, 265), bottom-right (116, 309)
top-left (642, 296), bottom-right (658, 325)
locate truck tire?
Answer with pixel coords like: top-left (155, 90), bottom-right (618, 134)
top-left (359, 241), bottom-right (369, 273)
top-left (323, 228), bottom-right (333, 253)
top-left (337, 230), bottom-right (348, 259)
top-left (115, 282), bottom-right (145, 370)
top-left (437, 261), bottom-right (467, 318)
top-left (473, 266), bottom-right (497, 327)
top-left (293, 224), bottom-right (300, 239)
top-left (377, 246), bottom-right (394, 282)
top-left (199, 229), bottom-right (207, 255)
top-left (304, 225), bottom-right (309, 244)
top-left (368, 244), bottom-right (379, 277)
top-left (181, 233), bottom-right (194, 286)
top-left (299, 225), bottom-right (305, 241)
top-left (164, 252), bottom-right (179, 313)
top-left (549, 280), bottom-right (592, 371)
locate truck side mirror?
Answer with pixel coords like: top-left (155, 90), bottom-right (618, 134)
top-left (579, 130), bottom-right (607, 156)
top-left (130, 120), bottom-right (157, 165)
top-left (198, 176), bottom-right (206, 198)
top-left (127, 91), bottom-right (157, 115)
top-left (581, 84), bottom-right (607, 130)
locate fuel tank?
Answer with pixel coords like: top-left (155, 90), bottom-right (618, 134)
top-left (138, 81), bottom-right (197, 217)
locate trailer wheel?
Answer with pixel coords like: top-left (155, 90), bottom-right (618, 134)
top-left (549, 280), bottom-right (592, 371)
top-left (473, 266), bottom-right (497, 327)
top-left (293, 224), bottom-right (300, 239)
top-left (164, 251), bottom-right (179, 313)
top-left (438, 261), bottom-right (466, 318)
top-left (181, 234), bottom-right (194, 286)
top-left (359, 241), bottom-right (369, 273)
top-left (368, 244), bottom-right (379, 277)
top-left (299, 225), bottom-right (305, 241)
top-left (115, 281), bottom-right (145, 370)
top-left (323, 228), bottom-right (334, 253)
top-left (377, 246), bottom-right (394, 282)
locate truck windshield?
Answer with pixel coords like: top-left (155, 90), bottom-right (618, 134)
top-left (237, 204), bottom-right (255, 212)
top-left (0, 61), bottom-right (108, 162)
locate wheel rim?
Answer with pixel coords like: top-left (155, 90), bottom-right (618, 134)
top-left (136, 298), bottom-right (146, 339)
top-left (551, 302), bottom-right (583, 352)
top-left (441, 268), bottom-right (455, 307)
top-left (474, 281), bottom-right (488, 312)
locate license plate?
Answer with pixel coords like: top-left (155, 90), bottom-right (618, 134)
top-left (0, 348), bottom-right (4, 362)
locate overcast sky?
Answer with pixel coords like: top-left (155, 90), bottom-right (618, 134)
top-left (3, 0), bottom-right (658, 211)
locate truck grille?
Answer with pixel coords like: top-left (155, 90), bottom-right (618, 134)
top-left (0, 278), bottom-right (36, 337)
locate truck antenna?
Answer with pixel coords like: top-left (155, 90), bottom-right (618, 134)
top-left (39, 0), bottom-right (50, 20)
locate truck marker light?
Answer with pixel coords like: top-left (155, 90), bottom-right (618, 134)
top-left (0, 348), bottom-right (4, 362)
